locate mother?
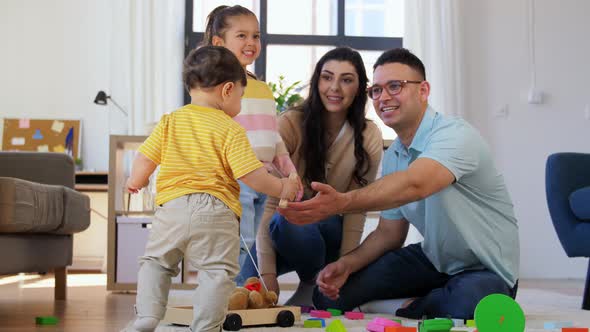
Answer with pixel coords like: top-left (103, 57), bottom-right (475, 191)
top-left (238, 47), bottom-right (383, 305)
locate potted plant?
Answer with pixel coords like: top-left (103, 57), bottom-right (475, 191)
top-left (267, 75), bottom-right (304, 113)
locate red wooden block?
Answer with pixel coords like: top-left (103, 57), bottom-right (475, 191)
top-left (384, 327), bottom-right (417, 332)
top-left (562, 328), bottom-right (589, 332)
top-left (344, 311), bottom-right (364, 320)
top-left (310, 310), bottom-right (332, 318)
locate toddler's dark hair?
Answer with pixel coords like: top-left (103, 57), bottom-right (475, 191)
top-left (183, 46), bottom-right (247, 92)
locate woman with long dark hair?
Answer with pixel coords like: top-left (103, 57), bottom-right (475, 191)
top-left (238, 47), bottom-right (383, 305)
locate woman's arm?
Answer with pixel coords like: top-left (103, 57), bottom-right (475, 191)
top-left (339, 122), bottom-right (383, 255)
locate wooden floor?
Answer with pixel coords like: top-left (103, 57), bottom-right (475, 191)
top-left (0, 272), bottom-right (585, 332)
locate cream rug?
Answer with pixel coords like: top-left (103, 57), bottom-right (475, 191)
top-left (123, 288), bottom-right (590, 331)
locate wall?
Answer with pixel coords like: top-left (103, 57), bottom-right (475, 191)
top-left (0, 0), bottom-right (113, 171)
top-left (2, 0), bottom-right (588, 279)
top-left (461, 0), bottom-right (590, 278)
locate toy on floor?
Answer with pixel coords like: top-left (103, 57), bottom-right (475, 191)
top-left (162, 304), bottom-right (301, 331)
top-left (474, 293), bottom-right (525, 332)
top-left (228, 276), bottom-right (278, 310)
top-left (35, 316), bottom-right (58, 325)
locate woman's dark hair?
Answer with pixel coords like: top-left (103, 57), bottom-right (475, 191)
top-left (201, 5), bottom-right (257, 46)
top-left (299, 47), bottom-right (371, 188)
top-left (374, 48), bottom-right (426, 80)
top-left (183, 46), bottom-right (247, 92)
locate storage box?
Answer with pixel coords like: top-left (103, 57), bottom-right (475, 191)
top-left (116, 216), bottom-right (182, 284)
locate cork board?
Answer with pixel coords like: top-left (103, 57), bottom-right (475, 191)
top-left (1, 118), bottom-right (81, 159)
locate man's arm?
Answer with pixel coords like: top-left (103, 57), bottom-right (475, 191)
top-left (340, 216), bottom-right (409, 273)
top-left (279, 157), bottom-right (454, 224)
top-left (316, 216), bottom-right (409, 298)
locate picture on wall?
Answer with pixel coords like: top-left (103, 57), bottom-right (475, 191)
top-left (1, 118), bottom-right (81, 159)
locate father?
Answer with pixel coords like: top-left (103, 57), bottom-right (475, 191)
top-left (278, 48), bottom-right (519, 319)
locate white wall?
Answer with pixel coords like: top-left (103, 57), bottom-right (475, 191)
top-left (461, 0), bottom-right (590, 278)
top-left (0, 0), bottom-right (113, 171)
top-left (2, 0), bottom-right (588, 279)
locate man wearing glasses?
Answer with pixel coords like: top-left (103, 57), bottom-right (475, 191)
top-left (278, 48), bottom-right (519, 319)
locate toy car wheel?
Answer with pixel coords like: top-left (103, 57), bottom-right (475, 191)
top-left (223, 313), bottom-right (242, 331)
top-left (276, 310), bottom-right (295, 327)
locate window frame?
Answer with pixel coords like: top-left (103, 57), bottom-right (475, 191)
top-left (184, 0), bottom-right (403, 104)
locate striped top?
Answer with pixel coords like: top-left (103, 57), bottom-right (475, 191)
top-left (233, 78), bottom-right (288, 168)
top-left (137, 104), bottom-right (263, 216)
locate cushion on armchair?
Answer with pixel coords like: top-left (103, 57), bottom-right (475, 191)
top-left (570, 186), bottom-right (590, 221)
top-left (0, 177), bottom-right (89, 234)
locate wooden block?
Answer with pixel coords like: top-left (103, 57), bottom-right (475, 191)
top-left (384, 327), bottom-right (417, 332)
top-left (543, 321), bottom-right (574, 329)
top-left (304, 319), bottom-right (323, 328)
top-left (278, 172), bottom-right (299, 208)
top-left (310, 310), bottom-right (332, 318)
top-left (308, 318), bottom-right (326, 327)
top-left (344, 311), bottom-right (364, 320)
top-left (35, 316), bottom-right (59, 325)
top-left (326, 319), bottom-right (347, 332)
top-left (562, 328), bottom-right (589, 332)
top-left (327, 308), bottom-right (343, 316)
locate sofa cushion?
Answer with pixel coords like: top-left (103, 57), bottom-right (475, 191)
top-left (0, 177), bottom-right (64, 233)
top-left (53, 186), bottom-right (90, 234)
top-left (569, 186), bottom-right (590, 220)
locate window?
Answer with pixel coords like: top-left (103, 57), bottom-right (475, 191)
top-left (185, 0), bottom-right (404, 140)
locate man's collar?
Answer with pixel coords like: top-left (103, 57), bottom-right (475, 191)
top-left (393, 106), bottom-right (436, 154)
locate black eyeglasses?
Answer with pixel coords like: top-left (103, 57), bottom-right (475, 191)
top-left (367, 80), bottom-right (423, 100)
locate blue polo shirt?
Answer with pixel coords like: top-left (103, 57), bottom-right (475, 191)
top-left (381, 107), bottom-right (519, 287)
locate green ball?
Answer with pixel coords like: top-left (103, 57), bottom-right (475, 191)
top-left (474, 293), bottom-right (525, 332)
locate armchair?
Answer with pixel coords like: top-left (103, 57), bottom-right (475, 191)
top-left (0, 152), bottom-right (90, 300)
top-left (545, 152), bottom-right (590, 310)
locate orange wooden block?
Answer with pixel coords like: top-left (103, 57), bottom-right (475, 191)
top-left (384, 327), bottom-right (417, 332)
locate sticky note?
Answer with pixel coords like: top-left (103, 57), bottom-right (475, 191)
top-left (19, 119), bottom-right (30, 128)
top-left (37, 145), bottom-right (49, 152)
top-left (53, 144), bottom-right (65, 153)
top-left (11, 137), bottom-right (25, 146)
top-left (32, 129), bottom-right (43, 140)
top-left (51, 120), bottom-right (65, 133)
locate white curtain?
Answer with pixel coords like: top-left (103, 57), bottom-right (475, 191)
top-left (110, 0), bottom-right (185, 135)
top-left (404, 0), bottom-right (465, 117)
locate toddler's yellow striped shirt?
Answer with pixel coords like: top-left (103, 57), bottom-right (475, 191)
top-left (138, 104), bottom-right (263, 217)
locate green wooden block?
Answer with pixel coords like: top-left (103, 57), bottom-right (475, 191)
top-left (327, 308), bottom-right (343, 316)
top-left (35, 316), bottom-right (59, 325)
top-left (465, 319), bottom-right (476, 327)
top-left (326, 319), bottom-right (347, 332)
top-left (419, 318), bottom-right (453, 332)
top-left (393, 318), bottom-right (402, 324)
top-left (304, 319), bottom-right (323, 328)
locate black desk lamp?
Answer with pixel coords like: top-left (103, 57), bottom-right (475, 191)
top-left (94, 91), bottom-right (128, 116)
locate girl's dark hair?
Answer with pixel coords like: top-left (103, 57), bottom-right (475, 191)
top-left (299, 47), bottom-right (371, 188)
top-left (201, 5), bottom-right (257, 46)
top-left (374, 48), bottom-right (426, 80)
top-left (183, 46), bottom-right (247, 92)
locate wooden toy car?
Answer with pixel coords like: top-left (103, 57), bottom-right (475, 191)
top-left (162, 305), bottom-right (301, 331)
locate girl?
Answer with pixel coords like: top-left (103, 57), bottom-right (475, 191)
top-left (239, 47), bottom-right (383, 306)
top-left (128, 46), bottom-right (297, 332)
top-left (201, 5), bottom-right (302, 283)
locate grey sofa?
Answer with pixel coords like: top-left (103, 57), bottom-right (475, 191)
top-left (0, 152), bottom-right (90, 300)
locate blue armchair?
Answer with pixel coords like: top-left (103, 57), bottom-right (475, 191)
top-left (545, 152), bottom-right (590, 310)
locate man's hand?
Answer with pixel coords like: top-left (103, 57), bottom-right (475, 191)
top-left (261, 273), bottom-right (280, 296)
top-left (316, 260), bottom-right (351, 300)
top-left (277, 182), bottom-right (349, 224)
